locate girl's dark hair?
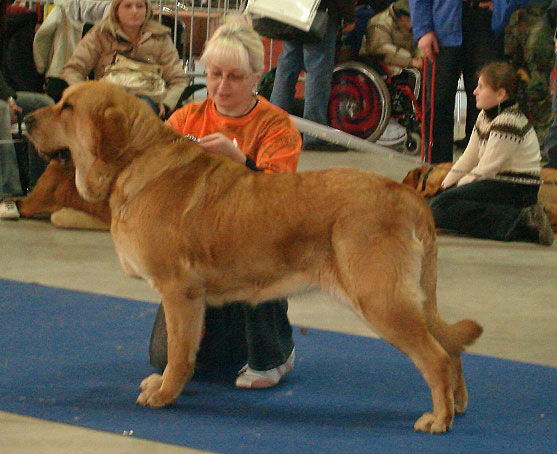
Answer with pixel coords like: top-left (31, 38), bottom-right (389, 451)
top-left (478, 61), bottom-right (519, 99)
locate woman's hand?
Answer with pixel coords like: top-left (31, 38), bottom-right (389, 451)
top-left (198, 133), bottom-right (246, 164)
top-left (7, 97), bottom-right (22, 125)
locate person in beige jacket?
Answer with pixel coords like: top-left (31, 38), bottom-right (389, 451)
top-left (364, 0), bottom-right (422, 76)
top-left (61, 0), bottom-right (189, 116)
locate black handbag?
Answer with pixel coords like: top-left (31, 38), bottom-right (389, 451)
top-left (252, 10), bottom-right (328, 43)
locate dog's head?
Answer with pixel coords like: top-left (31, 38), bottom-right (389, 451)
top-left (25, 81), bottom-right (171, 202)
top-left (401, 163), bottom-right (453, 198)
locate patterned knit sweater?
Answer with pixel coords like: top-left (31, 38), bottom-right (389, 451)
top-left (442, 102), bottom-right (541, 188)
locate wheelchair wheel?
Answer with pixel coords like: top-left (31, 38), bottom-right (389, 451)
top-left (328, 62), bottom-right (391, 142)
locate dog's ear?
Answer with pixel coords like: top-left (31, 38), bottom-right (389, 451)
top-left (99, 106), bottom-right (129, 161)
top-left (402, 167), bottom-right (424, 189)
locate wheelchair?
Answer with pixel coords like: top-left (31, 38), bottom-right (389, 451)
top-left (327, 57), bottom-right (422, 153)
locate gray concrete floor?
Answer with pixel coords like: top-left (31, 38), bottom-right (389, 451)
top-left (1, 148), bottom-right (555, 453)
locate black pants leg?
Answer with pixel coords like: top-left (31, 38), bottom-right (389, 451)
top-left (429, 180), bottom-right (539, 241)
top-left (243, 299), bottom-right (294, 371)
top-left (149, 299), bottom-right (294, 373)
top-left (461, 5), bottom-right (503, 141)
top-left (423, 5), bottom-right (501, 163)
top-left (424, 48), bottom-right (462, 163)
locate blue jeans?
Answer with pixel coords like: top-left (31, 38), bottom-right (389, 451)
top-left (270, 15), bottom-right (338, 146)
top-left (0, 92), bottom-right (54, 197)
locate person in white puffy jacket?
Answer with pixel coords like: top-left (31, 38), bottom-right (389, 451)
top-left (33, 0), bottom-right (111, 100)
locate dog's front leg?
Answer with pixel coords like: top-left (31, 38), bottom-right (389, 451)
top-left (137, 290), bottom-right (205, 407)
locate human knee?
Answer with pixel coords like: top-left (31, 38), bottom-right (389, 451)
top-left (428, 191), bottom-right (455, 224)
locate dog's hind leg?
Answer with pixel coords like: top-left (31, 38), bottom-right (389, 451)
top-left (137, 286), bottom-right (205, 408)
top-left (357, 290), bottom-right (455, 433)
top-left (418, 233), bottom-right (481, 415)
top-left (332, 232), bottom-right (454, 433)
top-left (451, 355), bottom-right (467, 414)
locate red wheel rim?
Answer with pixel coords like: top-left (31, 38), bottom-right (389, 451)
top-left (328, 69), bottom-right (385, 139)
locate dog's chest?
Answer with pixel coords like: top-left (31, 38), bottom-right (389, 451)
top-left (112, 230), bottom-right (155, 287)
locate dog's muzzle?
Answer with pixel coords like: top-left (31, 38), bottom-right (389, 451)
top-left (23, 113), bottom-right (71, 164)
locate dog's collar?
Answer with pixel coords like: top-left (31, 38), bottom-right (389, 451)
top-left (420, 167), bottom-right (435, 192)
top-left (174, 134), bottom-right (200, 144)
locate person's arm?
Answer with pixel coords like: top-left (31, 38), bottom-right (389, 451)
top-left (409, 0), bottom-right (438, 62)
top-left (366, 21), bottom-right (413, 68)
top-left (61, 27), bottom-right (103, 85)
top-left (253, 116), bottom-right (301, 174)
top-left (166, 107), bottom-right (251, 167)
top-left (157, 35), bottom-right (190, 111)
top-left (409, 0), bottom-right (434, 43)
top-left (77, 0), bottom-right (112, 23)
top-left (457, 129), bottom-right (517, 186)
top-left (33, 6), bottom-right (62, 75)
top-left (441, 129), bottom-right (481, 188)
top-left (167, 103), bottom-right (301, 173)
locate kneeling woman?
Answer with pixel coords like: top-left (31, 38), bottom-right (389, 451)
top-left (149, 15), bottom-right (301, 389)
top-left (429, 61), bottom-right (553, 246)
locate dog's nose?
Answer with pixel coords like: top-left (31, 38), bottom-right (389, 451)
top-left (23, 114), bottom-right (35, 133)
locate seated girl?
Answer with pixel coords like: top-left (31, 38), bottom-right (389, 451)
top-left (429, 61), bottom-right (553, 246)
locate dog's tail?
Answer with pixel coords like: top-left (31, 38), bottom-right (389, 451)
top-left (431, 319), bottom-right (483, 356)
top-left (411, 193), bottom-right (483, 356)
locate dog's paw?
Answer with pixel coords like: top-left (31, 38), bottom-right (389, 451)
top-left (136, 374), bottom-right (176, 408)
top-left (454, 398), bottom-right (468, 414)
top-left (136, 387), bottom-right (175, 408)
top-left (140, 373), bottom-right (163, 392)
top-left (414, 412), bottom-right (453, 434)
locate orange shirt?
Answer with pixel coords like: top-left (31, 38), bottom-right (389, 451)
top-left (167, 96), bottom-right (301, 173)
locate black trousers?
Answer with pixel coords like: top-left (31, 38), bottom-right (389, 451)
top-left (149, 299), bottom-right (294, 373)
top-left (423, 5), bottom-right (503, 163)
top-left (429, 179), bottom-right (539, 242)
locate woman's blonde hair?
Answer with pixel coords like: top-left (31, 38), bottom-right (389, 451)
top-left (200, 14), bottom-right (264, 75)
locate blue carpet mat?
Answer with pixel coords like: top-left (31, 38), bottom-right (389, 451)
top-left (0, 279), bottom-right (555, 453)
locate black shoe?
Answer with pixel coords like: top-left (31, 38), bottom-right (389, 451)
top-left (303, 142), bottom-right (349, 152)
top-left (520, 203), bottom-right (554, 246)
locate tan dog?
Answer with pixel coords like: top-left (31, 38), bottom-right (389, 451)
top-left (401, 163), bottom-right (453, 199)
top-left (402, 163), bottom-right (557, 232)
top-left (25, 81), bottom-right (482, 434)
top-left (14, 159), bottom-right (110, 229)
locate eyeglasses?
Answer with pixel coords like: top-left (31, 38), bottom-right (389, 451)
top-left (205, 70), bottom-right (250, 84)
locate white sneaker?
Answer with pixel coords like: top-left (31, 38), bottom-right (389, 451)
top-left (0, 200), bottom-right (20, 220)
top-left (377, 119), bottom-right (407, 146)
top-left (235, 348), bottom-right (295, 389)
